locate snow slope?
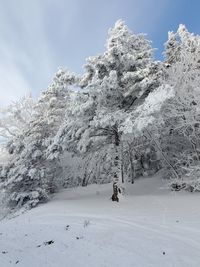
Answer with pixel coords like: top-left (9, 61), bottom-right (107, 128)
top-left (1, 175), bottom-right (200, 267)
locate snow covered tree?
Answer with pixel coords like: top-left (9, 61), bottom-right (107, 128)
top-left (0, 94), bottom-right (35, 142)
top-left (81, 20), bottom-right (161, 107)
top-left (1, 68), bottom-right (77, 209)
top-left (46, 89), bottom-right (98, 188)
top-left (164, 31), bottom-right (181, 65)
top-left (0, 94), bottom-right (35, 159)
top-left (77, 20), bottom-right (162, 200)
top-left (46, 20), bottom-right (162, 199)
top-left (160, 25), bottom-right (200, 190)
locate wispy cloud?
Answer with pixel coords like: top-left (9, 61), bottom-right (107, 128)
top-left (0, 0), bottom-right (56, 106)
top-left (0, 62), bottom-right (31, 106)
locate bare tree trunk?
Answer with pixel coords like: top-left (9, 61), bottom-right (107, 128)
top-left (111, 125), bottom-right (121, 202)
top-left (121, 143), bottom-right (125, 183)
top-left (127, 142), bottom-right (135, 184)
top-left (82, 154), bottom-right (92, 186)
top-left (111, 182), bottom-right (119, 202)
top-left (121, 160), bottom-right (124, 183)
top-left (82, 172), bottom-right (87, 187)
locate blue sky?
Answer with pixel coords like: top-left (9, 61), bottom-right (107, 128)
top-left (0, 0), bottom-right (200, 106)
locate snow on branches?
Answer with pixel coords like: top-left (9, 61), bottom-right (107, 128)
top-left (2, 21), bottom-right (200, 211)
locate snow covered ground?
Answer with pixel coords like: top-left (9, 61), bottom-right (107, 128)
top-left (1, 175), bottom-right (200, 267)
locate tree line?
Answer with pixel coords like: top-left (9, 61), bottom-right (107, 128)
top-left (1, 20), bottom-right (200, 210)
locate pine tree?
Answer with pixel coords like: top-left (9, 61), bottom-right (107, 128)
top-left (1, 69), bottom-right (76, 209)
top-left (164, 31), bottom-right (181, 65)
top-left (160, 25), bottom-right (200, 190)
top-left (78, 20), bottom-right (161, 200)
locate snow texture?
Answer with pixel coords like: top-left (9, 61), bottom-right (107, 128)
top-left (0, 175), bottom-right (200, 267)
